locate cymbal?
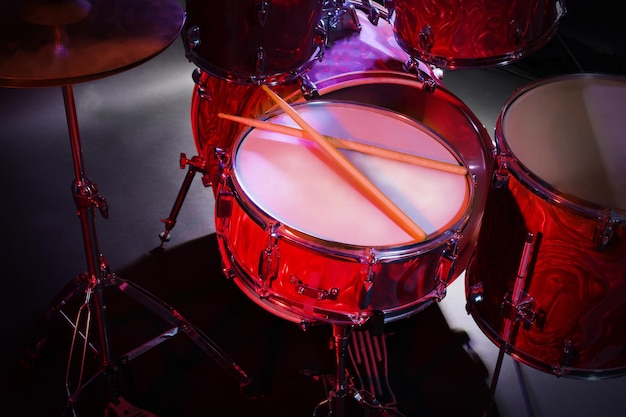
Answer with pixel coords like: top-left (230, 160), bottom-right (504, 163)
top-left (0, 0), bottom-right (184, 88)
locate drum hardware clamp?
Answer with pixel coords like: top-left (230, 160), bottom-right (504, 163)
top-left (322, 0), bottom-right (362, 32)
top-left (479, 233), bottom-right (540, 417)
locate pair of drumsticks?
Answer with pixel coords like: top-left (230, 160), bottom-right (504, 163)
top-left (218, 85), bottom-right (467, 241)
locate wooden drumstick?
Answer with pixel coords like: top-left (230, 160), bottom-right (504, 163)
top-left (217, 112), bottom-right (468, 175)
top-left (259, 84), bottom-right (427, 241)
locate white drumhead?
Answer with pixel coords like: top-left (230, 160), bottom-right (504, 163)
top-left (502, 75), bottom-right (626, 209)
top-left (232, 101), bottom-right (470, 246)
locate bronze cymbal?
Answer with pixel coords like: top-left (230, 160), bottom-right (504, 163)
top-left (0, 0), bottom-right (185, 87)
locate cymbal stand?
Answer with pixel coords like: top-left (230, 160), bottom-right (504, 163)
top-left (59, 85), bottom-right (257, 415)
top-left (62, 84), bottom-right (116, 413)
top-left (481, 233), bottom-right (536, 417)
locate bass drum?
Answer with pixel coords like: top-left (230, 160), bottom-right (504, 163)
top-left (466, 74), bottom-right (626, 378)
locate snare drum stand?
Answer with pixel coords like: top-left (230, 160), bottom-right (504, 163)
top-left (52, 85), bottom-right (257, 415)
top-left (313, 324), bottom-right (406, 417)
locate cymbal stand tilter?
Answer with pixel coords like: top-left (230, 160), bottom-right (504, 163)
top-left (59, 85), bottom-right (257, 416)
top-left (313, 325), bottom-right (407, 417)
top-left (479, 233), bottom-right (537, 417)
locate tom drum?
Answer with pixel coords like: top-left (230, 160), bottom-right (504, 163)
top-left (182, 0), bottom-right (325, 84)
top-left (391, 0), bottom-right (566, 68)
top-left (466, 74), bottom-right (626, 378)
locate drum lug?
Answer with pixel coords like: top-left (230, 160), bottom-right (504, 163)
top-left (383, 0), bottom-right (395, 20)
top-left (215, 187), bottom-right (233, 220)
top-left (299, 74), bottom-right (319, 100)
top-left (594, 211), bottom-right (619, 251)
top-left (509, 20), bottom-right (522, 59)
top-left (191, 68), bottom-right (211, 101)
top-left (314, 25), bottom-right (327, 62)
top-left (418, 24), bottom-right (434, 55)
top-left (360, 0), bottom-right (381, 25)
top-left (184, 25), bottom-right (201, 53)
top-left (403, 57), bottom-right (438, 92)
top-left (219, 238), bottom-right (238, 281)
top-left (467, 281), bottom-right (484, 311)
top-left (255, 47), bottom-right (267, 77)
top-left (214, 148), bottom-right (233, 219)
top-left (493, 154), bottom-right (510, 189)
top-left (358, 249), bottom-right (376, 310)
top-left (255, 1), bottom-right (270, 27)
top-left (555, 340), bottom-right (576, 376)
top-left (322, 1), bottom-right (360, 32)
top-left (433, 279), bottom-right (447, 302)
top-left (215, 147), bottom-right (230, 178)
top-left (493, 171), bottom-right (509, 189)
top-left (258, 227), bottom-right (280, 294)
top-left (299, 320), bottom-right (312, 332)
top-left (289, 276), bottom-right (339, 302)
top-left (439, 234), bottom-right (461, 286)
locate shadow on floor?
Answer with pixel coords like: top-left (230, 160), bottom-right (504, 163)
top-left (3, 234), bottom-right (498, 417)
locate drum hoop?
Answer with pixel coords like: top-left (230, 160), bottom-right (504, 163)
top-left (227, 98), bottom-right (474, 258)
top-left (301, 70), bottom-right (492, 147)
top-left (497, 73), bottom-right (626, 221)
top-left (465, 282), bottom-right (626, 379)
top-left (395, 24), bottom-right (561, 70)
top-left (186, 45), bottom-right (324, 86)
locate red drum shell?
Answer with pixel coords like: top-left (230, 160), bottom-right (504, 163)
top-left (466, 74), bottom-right (626, 378)
top-left (183, 0), bottom-right (324, 84)
top-left (392, 0), bottom-right (565, 68)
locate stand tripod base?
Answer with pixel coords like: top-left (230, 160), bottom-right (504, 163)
top-left (107, 395), bottom-right (157, 417)
top-left (27, 271), bottom-right (261, 414)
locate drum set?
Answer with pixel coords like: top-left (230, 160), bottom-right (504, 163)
top-left (3, 0), bottom-right (626, 416)
top-left (173, 0), bottom-right (626, 414)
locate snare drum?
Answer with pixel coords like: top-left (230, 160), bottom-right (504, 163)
top-left (191, 5), bottom-right (493, 325)
top-left (182, 0), bottom-right (325, 84)
top-left (391, 0), bottom-right (566, 68)
top-left (216, 101), bottom-right (473, 325)
top-left (466, 74), bottom-right (626, 378)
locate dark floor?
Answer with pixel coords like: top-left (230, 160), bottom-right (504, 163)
top-left (1, 1), bottom-right (626, 417)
